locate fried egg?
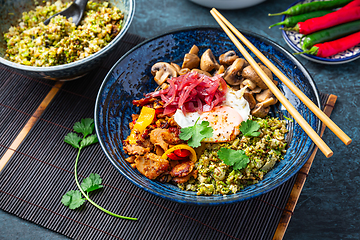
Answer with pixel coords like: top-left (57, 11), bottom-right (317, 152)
top-left (173, 87), bottom-right (250, 143)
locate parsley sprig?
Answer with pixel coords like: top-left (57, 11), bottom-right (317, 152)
top-left (179, 118), bottom-right (213, 148)
top-left (62, 118), bottom-right (137, 221)
top-left (218, 148), bottom-right (250, 170)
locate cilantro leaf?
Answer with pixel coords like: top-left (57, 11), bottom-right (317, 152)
top-left (81, 134), bottom-right (98, 148)
top-left (73, 118), bottom-right (94, 138)
top-left (61, 190), bottom-right (86, 209)
top-left (179, 118), bottom-right (213, 148)
top-left (81, 173), bottom-right (103, 193)
top-left (64, 132), bottom-right (82, 148)
top-left (218, 148), bottom-right (250, 170)
top-left (62, 118), bottom-right (137, 220)
top-left (240, 119), bottom-right (261, 137)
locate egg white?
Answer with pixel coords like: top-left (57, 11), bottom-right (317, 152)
top-left (173, 87), bottom-right (250, 142)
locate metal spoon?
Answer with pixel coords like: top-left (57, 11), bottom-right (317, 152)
top-left (43, 0), bottom-right (89, 26)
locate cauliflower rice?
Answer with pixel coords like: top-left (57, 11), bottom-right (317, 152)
top-left (4, 1), bottom-right (124, 67)
top-left (178, 117), bottom-right (288, 195)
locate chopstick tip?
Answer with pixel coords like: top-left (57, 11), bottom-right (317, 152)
top-left (326, 151), bottom-right (333, 158)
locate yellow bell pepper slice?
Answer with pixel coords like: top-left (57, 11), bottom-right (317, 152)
top-left (162, 144), bottom-right (197, 162)
top-left (128, 106), bottom-right (155, 144)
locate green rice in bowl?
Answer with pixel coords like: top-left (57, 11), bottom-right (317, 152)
top-left (179, 117), bottom-right (288, 195)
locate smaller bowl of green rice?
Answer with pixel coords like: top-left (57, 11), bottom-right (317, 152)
top-left (0, 0), bottom-right (134, 81)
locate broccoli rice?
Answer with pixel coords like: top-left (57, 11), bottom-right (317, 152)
top-left (4, 1), bottom-right (124, 67)
top-left (178, 117), bottom-right (288, 195)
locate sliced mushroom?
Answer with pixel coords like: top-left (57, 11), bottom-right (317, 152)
top-left (179, 68), bottom-right (190, 75)
top-left (182, 53), bottom-right (200, 69)
top-left (261, 97), bottom-right (278, 108)
top-left (251, 86), bottom-right (262, 94)
top-left (251, 103), bottom-right (270, 118)
top-left (214, 65), bottom-right (225, 75)
top-left (242, 64), bottom-right (273, 90)
top-left (191, 69), bottom-right (212, 77)
top-left (219, 50), bottom-right (238, 67)
top-left (240, 79), bottom-right (257, 90)
top-left (151, 62), bottom-right (178, 85)
top-left (243, 89), bottom-right (256, 109)
top-left (189, 45), bottom-right (199, 55)
top-left (223, 58), bottom-right (247, 85)
top-left (200, 49), bottom-right (219, 72)
top-left (171, 62), bottom-right (181, 73)
top-left (256, 89), bottom-right (273, 102)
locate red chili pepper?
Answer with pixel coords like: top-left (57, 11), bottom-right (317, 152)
top-left (340, 0), bottom-right (360, 10)
top-left (155, 108), bottom-right (164, 116)
top-left (285, 7), bottom-right (360, 34)
top-left (173, 149), bottom-right (191, 158)
top-left (298, 7), bottom-right (360, 35)
top-left (301, 31), bottom-right (360, 58)
top-left (297, 7), bottom-right (360, 35)
top-left (166, 152), bottom-right (187, 161)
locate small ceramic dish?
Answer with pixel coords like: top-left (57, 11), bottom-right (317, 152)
top-left (95, 27), bottom-right (321, 205)
top-left (281, 0), bottom-right (360, 64)
top-left (0, 0), bottom-right (134, 80)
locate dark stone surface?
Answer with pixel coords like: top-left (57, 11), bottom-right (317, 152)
top-left (1, 0), bottom-right (359, 239)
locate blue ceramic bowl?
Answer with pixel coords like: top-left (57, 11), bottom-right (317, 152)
top-left (95, 27), bottom-right (321, 205)
top-left (281, 0), bottom-right (360, 64)
top-left (0, 0), bottom-right (134, 81)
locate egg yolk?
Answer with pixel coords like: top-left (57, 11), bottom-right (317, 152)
top-left (200, 106), bottom-right (243, 143)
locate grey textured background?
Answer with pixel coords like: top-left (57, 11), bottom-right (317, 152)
top-left (1, 0), bottom-right (359, 239)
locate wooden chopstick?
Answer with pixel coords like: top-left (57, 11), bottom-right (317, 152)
top-left (210, 8), bottom-right (333, 158)
top-left (211, 8), bottom-right (351, 146)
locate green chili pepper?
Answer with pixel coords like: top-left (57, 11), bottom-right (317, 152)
top-left (269, 10), bottom-right (332, 28)
top-left (301, 20), bottom-right (360, 50)
top-left (269, 0), bottom-right (353, 16)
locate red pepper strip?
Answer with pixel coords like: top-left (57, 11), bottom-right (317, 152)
top-left (166, 152), bottom-right (188, 161)
top-left (173, 149), bottom-right (191, 158)
top-left (340, 0), bottom-right (360, 10)
top-left (297, 7), bottom-right (360, 35)
top-left (301, 31), bottom-right (360, 58)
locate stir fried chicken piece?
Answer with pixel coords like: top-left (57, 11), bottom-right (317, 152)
top-left (172, 170), bottom-right (198, 184)
top-left (170, 160), bottom-right (194, 178)
top-left (135, 153), bottom-right (170, 180)
top-left (124, 145), bottom-right (150, 155)
top-left (162, 130), bottom-right (184, 145)
top-left (125, 156), bottom-right (136, 163)
top-left (149, 128), bottom-right (169, 153)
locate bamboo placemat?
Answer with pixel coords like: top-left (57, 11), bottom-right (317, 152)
top-left (0, 33), bottom-right (335, 240)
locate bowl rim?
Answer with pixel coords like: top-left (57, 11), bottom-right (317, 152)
top-left (94, 26), bottom-right (321, 205)
top-left (0, 0), bottom-right (135, 71)
top-left (281, 0), bottom-right (360, 64)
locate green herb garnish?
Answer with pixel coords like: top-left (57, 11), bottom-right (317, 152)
top-left (62, 118), bottom-right (137, 220)
top-left (240, 119), bottom-right (261, 137)
top-left (179, 118), bottom-right (213, 148)
top-left (218, 148), bottom-right (250, 170)
top-left (283, 115), bottom-right (293, 122)
top-left (61, 190), bottom-right (85, 210)
top-left (81, 173), bottom-right (103, 193)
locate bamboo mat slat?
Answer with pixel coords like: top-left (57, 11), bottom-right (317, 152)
top-left (273, 94), bottom-right (337, 240)
top-left (0, 33), bottom-right (334, 240)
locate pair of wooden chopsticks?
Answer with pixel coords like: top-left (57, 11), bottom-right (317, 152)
top-left (210, 8), bottom-right (352, 158)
